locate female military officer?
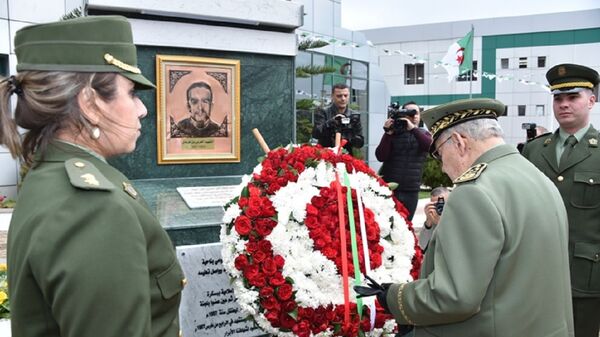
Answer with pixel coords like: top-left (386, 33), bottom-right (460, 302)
top-left (0, 16), bottom-right (184, 337)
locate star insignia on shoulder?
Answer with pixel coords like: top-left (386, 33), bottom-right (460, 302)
top-left (589, 138), bottom-right (598, 147)
top-left (81, 173), bottom-right (100, 186)
top-left (454, 163), bottom-right (488, 184)
top-left (543, 138), bottom-right (552, 145)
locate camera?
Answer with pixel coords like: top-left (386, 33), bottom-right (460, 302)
top-left (521, 122), bottom-right (537, 140)
top-left (387, 102), bottom-right (417, 131)
top-left (434, 197), bottom-right (445, 215)
top-left (333, 113), bottom-right (360, 133)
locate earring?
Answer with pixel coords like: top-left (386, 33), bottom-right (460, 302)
top-left (91, 127), bottom-right (101, 140)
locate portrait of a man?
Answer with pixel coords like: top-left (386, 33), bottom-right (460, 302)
top-left (156, 55), bottom-right (240, 164)
top-left (170, 81), bottom-right (228, 138)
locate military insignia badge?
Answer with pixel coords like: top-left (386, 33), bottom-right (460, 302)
top-left (589, 138), bottom-right (598, 147)
top-left (544, 138), bottom-right (552, 145)
top-left (122, 182), bottom-right (138, 199)
top-left (454, 163), bottom-right (488, 184)
top-left (81, 173), bottom-right (100, 186)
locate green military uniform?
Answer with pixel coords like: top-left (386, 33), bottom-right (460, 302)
top-left (522, 63), bottom-right (600, 337)
top-left (385, 99), bottom-right (573, 336)
top-left (7, 16), bottom-right (183, 337)
top-left (8, 142), bottom-right (184, 337)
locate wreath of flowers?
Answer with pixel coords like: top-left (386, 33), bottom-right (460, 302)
top-left (221, 144), bottom-right (422, 337)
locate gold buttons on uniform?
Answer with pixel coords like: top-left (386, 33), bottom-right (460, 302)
top-left (590, 178), bottom-right (594, 184)
top-left (74, 161), bottom-right (85, 168)
top-left (182, 278), bottom-right (187, 287)
top-left (557, 176), bottom-right (564, 182)
top-left (179, 329), bottom-right (183, 337)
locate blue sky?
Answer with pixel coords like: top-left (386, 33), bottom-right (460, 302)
top-left (341, 0), bottom-right (600, 31)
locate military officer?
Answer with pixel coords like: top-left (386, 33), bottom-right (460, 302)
top-left (522, 63), bottom-right (600, 337)
top-left (356, 99), bottom-right (573, 336)
top-left (2, 16), bottom-right (184, 337)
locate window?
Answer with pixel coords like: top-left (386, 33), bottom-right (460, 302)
top-left (537, 56), bottom-right (546, 68)
top-left (457, 61), bottom-right (478, 81)
top-left (518, 105), bottom-right (526, 116)
top-left (519, 57), bottom-right (527, 69)
top-left (501, 58), bottom-right (509, 69)
top-left (0, 54), bottom-right (8, 76)
top-left (404, 64), bottom-right (424, 85)
top-left (535, 105), bottom-right (544, 116)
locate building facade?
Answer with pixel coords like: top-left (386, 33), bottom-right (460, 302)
top-left (363, 9), bottom-right (600, 149)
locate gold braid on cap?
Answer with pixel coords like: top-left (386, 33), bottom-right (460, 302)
top-left (104, 53), bottom-right (141, 74)
top-left (430, 108), bottom-right (496, 137)
top-left (549, 81), bottom-right (594, 90)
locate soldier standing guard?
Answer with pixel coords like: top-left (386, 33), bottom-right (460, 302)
top-left (522, 63), bottom-right (600, 337)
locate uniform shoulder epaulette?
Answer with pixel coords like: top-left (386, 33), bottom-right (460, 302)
top-left (64, 158), bottom-right (114, 191)
top-left (453, 163), bottom-right (488, 184)
top-left (530, 132), bottom-right (552, 142)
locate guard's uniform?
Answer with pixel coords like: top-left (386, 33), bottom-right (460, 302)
top-left (522, 63), bottom-right (600, 337)
top-left (8, 141), bottom-right (185, 337)
top-left (386, 144), bottom-right (573, 336)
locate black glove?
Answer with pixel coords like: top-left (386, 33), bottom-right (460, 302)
top-left (353, 274), bottom-right (391, 313)
top-left (325, 117), bottom-right (338, 129)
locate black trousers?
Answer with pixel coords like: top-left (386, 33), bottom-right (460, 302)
top-left (573, 297), bottom-right (600, 337)
top-left (394, 190), bottom-right (419, 221)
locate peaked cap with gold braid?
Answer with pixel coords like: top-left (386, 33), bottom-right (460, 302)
top-left (421, 98), bottom-right (506, 153)
top-left (14, 15), bottom-right (154, 90)
top-left (546, 63), bottom-right (599, 95)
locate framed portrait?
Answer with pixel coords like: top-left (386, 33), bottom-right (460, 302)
top-left (156, 55), bottom-right (241, 164)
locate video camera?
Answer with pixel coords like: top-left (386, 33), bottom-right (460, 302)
top-left (332, 112), bottom-right (361, 134)
top-left (521, 123), bottom-right (537, 141)
top-left (387, 102), bottom-right (417, 131)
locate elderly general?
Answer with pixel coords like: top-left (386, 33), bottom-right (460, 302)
top-left (359, 99), bottom-right (574, 336)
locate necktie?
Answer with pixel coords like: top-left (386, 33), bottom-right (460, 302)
top-left (559, 135), bottom-right (577, 168)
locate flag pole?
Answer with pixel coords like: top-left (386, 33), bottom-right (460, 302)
top-left (469, 25), bottom-right (474, 98)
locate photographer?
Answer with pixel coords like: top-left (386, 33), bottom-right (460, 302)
top-left (376, 101), bottom-right (432, 220)
top-left (419, 187), bottom-right (450, 252)
top-left (311, 83), bottom-right (364, 156)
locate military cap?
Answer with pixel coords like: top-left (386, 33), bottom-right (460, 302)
top-left (14, 15), bottom-right (154, 89)
top-left (546, 63), bottom-right (599, 95)
top-left (422, 98), bottom-right (506, 152)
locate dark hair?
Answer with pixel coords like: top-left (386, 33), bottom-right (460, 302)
top-left (402, 101), bottom-right (419, 110)
top-left (186, 81), bottom-right (212, 102)
top-left (0, 71), bottom-right (117, 165)
top-left (331, 83), bottom-right (349, 93)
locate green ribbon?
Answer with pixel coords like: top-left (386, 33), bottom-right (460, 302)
top-left (343, 170), bottom-right (363, 317)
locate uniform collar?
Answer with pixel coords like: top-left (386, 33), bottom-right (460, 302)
top-left (473, 143), bottom-right (518, 166)
top-left (35, 140), bottom-right (106, 163)
top-left (558, 124), bottom-right (590, 144)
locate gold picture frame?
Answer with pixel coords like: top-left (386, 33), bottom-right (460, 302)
top-left (156, 55), bottom-right (241, 164)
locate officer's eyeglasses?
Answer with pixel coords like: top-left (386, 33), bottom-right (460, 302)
top-left (432, 136), bottom-right (452, 161)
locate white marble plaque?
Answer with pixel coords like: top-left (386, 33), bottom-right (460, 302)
top-left (176, 243), bottom-right (264, 337)
top-left (177, 185), bottom-right (238, 209)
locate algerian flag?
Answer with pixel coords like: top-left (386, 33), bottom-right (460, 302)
top-left (441, 29), bottom-right (473, 81)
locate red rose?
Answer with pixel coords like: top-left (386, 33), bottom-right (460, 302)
top-left (245, 241), bottom-right (259, 253)
top-left (252, 250), bottom-right (267, 263)
top-left (276, 283), bottom-right (293, 301)
top-left (262, 258), bottom-right (278, 275)
top-left (292, 320), bottom-right (311, 337)
top-left (282, 299), bottom-right (297, 312)
top-left (265, 310), bottom-right (280, 325)
top-left (249, 273), bottom-right (266, 287)
top-left (246, 206), bottom-right (261, 218)
top-left (234, 216), bottom-right (252, 236)
top-left (259, 286), bottom-right (274, 298)
top-left (273, 255), bottom-right (285, 268)
top-left (279, 312), bottom-right (296, 329)
top-left (258, 239), bottom-right (272, 253)
top-left (243, 264), bottom-right (259, 280)
top-left (261, 296), bottom-right (280, 310)
top-left (238, 197), bottom-right (249, 208)
top-left (270, 274), bottom-right (286, 286)
top-left (304, 216), bottom-right (319, 229)
top-left (234, 254), bottom-right (249, 270)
